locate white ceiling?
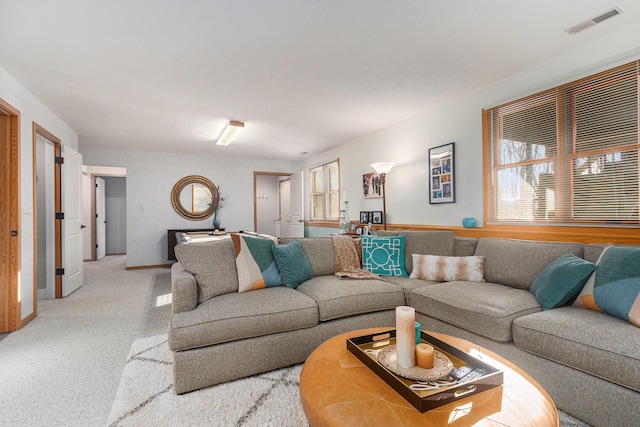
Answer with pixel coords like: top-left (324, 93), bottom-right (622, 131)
top-left (1, 0), bottom-right (639, 160)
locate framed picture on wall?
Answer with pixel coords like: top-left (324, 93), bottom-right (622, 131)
top-left (363, 172), bottom-right (383, 199)
top-left (429, 142), bottom-right (455, 204)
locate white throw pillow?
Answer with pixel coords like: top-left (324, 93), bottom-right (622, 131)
top-left (410, 254), bottom-right (485, 282)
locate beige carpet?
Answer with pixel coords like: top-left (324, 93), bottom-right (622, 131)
top-left (108, 335), bottom-right (590, 427)
top-left (107, 334), bottom-right (306, 427)
top-left (0, 255), bottom-right (172, 426)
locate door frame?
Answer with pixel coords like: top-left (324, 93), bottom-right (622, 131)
top-left (0, 97), bottom-right (21, 331)
top-left (32, 123), bottom-right (63, 299)
top-left (253, 171), bottom-right (292, 233)
top-left (88, 172), bottom-right (126, 261)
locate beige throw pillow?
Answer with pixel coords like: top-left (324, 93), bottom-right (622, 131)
top-left (410, 254), bottom-right (485, 282)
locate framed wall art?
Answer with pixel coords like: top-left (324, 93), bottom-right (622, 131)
top-left (363, 172), bottom-right (383, 199)
top-left (429, 142), bottom-right (455, 204)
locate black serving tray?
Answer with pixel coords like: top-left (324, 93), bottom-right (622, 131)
top-left (346, 329), bottom-right (503, 412)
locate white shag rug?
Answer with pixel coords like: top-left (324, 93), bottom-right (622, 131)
top-left (108, 335), bottom-right (590, 427)
top-left (106, 335), bottom-right (307, 427)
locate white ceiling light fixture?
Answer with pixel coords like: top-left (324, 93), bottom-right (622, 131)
top-left (565, 6), bottom-right (624, 35)
top-left (216, 120), bottom-right (245, 146)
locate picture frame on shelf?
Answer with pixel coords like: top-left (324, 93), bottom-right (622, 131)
top-left (360, 211), bottom-right (372, 224)
top-left (355, 225), bottom-right (364, 235)
top-left (363, 172), bottom-right (383, 199)
top-left (371, 211), bottom-right (383, 224)
top-left (429, 142), bottom-right (455, 204)
top-left (349, 220), bottom-right (358, 234)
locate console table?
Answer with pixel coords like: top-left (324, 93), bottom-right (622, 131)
top-left (167, 228), bottom-right (217, 260)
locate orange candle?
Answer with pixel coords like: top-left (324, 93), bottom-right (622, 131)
top-left (416, 343), bottom-right (434, 369)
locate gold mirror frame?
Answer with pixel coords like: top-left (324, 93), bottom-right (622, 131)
top-left (171, 175), bottom-right (218, 221)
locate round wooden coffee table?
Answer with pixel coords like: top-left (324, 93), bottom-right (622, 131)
top-left (300, 328), bottom-right (559, 427)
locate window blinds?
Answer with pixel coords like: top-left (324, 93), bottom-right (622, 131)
top-left (486, 61), bottom-right (639, 226)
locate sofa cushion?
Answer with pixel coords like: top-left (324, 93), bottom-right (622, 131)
top-left (174, 239), bottom-right (239, 303)
top-left (583, 243), bottom-right (609, 264)
top-left (378, 230), bottom-right (455, 273)
top-left (272, 240), bottom-right (314, 288)
top-left (168, 287), bottom-right (319, 352)
top-left (530, 253), bottom-right (597, 310)
top-left (362, 235), bottom-right (408, 277)
top-left (474, 238), bottom-right (585, 290)
top-left (513, 306), bottom-right (640, 392)
top-left (231, 233), bottom-right (283, 293)
top-left (295, 275), bottom-right (405, 321)
top-left (410, 281), bottom-right (541, 341)
top-left (410, 254), bottom-right (485, 282)
top-left (283, 237), bottom-right (336, 276)
top-left (592, 246), bottom-right (640, 327)
top-left (384, 276), bottom-right (441, 293)
top-left (454, 237), bottom-right (478, 257)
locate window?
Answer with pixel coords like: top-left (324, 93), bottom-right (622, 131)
top-left (309, 160), bottom-right (340, 221)
top-left (484, 61), bottom-right (639, 227)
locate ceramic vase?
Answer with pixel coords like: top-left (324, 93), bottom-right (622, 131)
top-left (213, 209), bottom-right (221, 229)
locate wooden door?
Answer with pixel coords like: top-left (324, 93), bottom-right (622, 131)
top-left (0, 99), bottom-right (21, 331)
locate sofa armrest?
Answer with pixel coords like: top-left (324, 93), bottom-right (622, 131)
top-left (171, 262), bottom-right (198, 314)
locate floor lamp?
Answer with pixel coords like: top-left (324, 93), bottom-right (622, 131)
top-left (371, 162), bottom-right (395, 230)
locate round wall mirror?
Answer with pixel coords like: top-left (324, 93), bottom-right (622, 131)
top-left (171, 175), bottom-right (219, 220)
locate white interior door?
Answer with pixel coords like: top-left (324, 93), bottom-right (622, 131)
top-left (62, 145), bottom-right (84, 297)
top-left (95, 177), bottom-right (106, 259)
top-left (289, 171), bottom-right (304, 238)
top-left (279, 179), bottom-right (291, 238)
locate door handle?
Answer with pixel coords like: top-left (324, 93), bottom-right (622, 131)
top-left (11, 230), bottom-right (18, 236)
top-left (81, 225), bottom-right (86, 229)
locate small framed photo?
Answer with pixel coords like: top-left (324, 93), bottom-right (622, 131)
top-left (371, 211), bottom-right (383, 225)
top-left (429, 142), bottom-right (455, 204)
top-left (349, 220), bottom-right (358, 233)
top-left (355, 225), bottom-right (363, 235)
top-left (360, 211), bottom-right (372, 224)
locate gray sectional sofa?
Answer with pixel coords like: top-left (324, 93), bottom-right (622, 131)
top-left (169, 231), bottom-right (640, 427)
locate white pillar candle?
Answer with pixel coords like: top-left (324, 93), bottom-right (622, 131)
top-left (396, 306), bottom-right (416, 368)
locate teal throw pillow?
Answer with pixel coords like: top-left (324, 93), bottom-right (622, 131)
top-left (530, 253), bottom-right (597, 310)
top-left (593, 246), bottom-right (640, 327)
top-left (361, 235), bottom-right (408, 277)
top-left (272, 240), bottom-right (313, 288)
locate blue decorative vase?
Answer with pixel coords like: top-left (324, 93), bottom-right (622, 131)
top-left (213, 209), bottom-right (221, 229)
top-left (462, 217), bottom-right (476, 228)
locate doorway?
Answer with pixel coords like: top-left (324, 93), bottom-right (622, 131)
top-left (82, 166), bottom-right (127, 261)
top-left (253, 171), bottom-right (303, 238)
top-left (33, 124), bottom-right (60, 300)
top-left (33, 129), bottom-right (60, 299)
top-left (0, 98), bottom-right (21, 331)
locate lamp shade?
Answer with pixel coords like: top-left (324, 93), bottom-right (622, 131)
top-left (216, 120), bottom-right (245, 146)
top-left (371, 162), bottom-right (395, 174)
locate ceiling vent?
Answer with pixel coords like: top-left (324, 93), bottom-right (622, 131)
top-left (565, 6), bottom-right (624, 35)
